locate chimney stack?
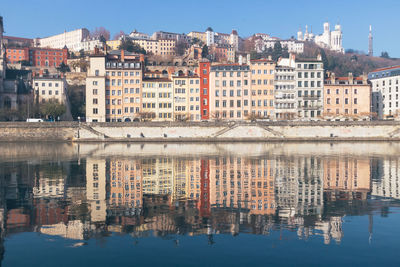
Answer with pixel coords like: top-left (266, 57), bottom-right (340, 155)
top-left (348, 72), bottom-right (354, 84)
top-left (121, 50), bottom-right (125, 62)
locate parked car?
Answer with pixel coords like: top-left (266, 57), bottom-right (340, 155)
top-left (26, 118), bottom-right (43, 122)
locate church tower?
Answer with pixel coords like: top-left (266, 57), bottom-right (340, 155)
top-left (368, 25), bottom-right (373, 57)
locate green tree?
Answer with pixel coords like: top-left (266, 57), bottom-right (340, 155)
top-left (381, 51), bottom-right (390, 59)
top-left (118, 39), bottom-right (146, 54)
top-left (319, 48), bottom-right (329, 70)
top-left (57, 62), bottom-right (70, 73)
top-left (99, 35), bottom-right (107, 44)
top-left (201, 45), bottom-right (209, 58)
top-left (272, 42), bottom-right (282, 61)
top-left (282, 46), bottom-right (289, 58)
top-left (40, 100), bottom-right (66, 120)
top-left (67, 85), bottom-right (85, 119)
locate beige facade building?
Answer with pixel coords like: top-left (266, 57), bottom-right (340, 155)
top-left (249, 59), bottom-right (276, 118)
top-left (142, 78), bottom-right (173, 121)
top-left (209, 64), bottom-right (251, 120)
top-left (33, 76), bottom-right (67, 104)
top-left (107, 39), bottom-right (176, 57)
top-left (172, 75), bottom-right (201, 121)
top-left (324, 73), bottom-right (371, 118)
top-left (86, 50), bottom-right (143, 122)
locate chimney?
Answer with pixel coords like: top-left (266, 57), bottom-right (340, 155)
top-left (94, 47), bottom-right (99, 55)
top-left (139, 54), bottom-right (145, 62)
top-left (121, 50), bottom-right (125, 62)
top-left (39, 69), bottom-right (44, 77)
top-left (362, 73), bottom-right (368, 83)
top-left (331, 72), bottom-right (335, 84)
top-left (348, 72), bottom-right (354, 84)
top-left (268, 55), bottom-right (272, 60)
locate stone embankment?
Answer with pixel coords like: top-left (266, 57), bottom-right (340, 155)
top-left (1, 121), bottom-right (400, 142)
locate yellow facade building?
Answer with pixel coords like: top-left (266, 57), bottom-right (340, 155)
top-left (249, 59), bottom-right (276, 118)
top-left (172, 75), bottom-right (201, 121)
top-left (142, 78), bottom-right (173, 121)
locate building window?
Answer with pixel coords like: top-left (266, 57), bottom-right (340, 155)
top-left (93, 108), bottom-right (98, 114)
top-left (93, 89), bottom-right (98, 95)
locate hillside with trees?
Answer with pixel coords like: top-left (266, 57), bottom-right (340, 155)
top-left (300, 42), bottom-right (400, 76)
top-left (244, 37), bottom-right (400, 76)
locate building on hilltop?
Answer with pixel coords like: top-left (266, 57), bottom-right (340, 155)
top-left (36, 28), bottom-right (89, 51)
top-left (253, 34), bottom-right (304, 54)
top-left (5, 46), bottom-right (68, 67)
top-left (297, 22), bottom-right (344, 53)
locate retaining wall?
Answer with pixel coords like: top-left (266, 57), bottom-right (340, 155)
top-left (1, 121), bottom-right (400, 142)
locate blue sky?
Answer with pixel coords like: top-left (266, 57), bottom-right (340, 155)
top-left (1, 0), bottom-right (399, 57)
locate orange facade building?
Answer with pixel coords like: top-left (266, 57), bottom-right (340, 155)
top-left (324, 73), bottom-right (371, 118)
top-left (6, 47), bottom-right (68, 67)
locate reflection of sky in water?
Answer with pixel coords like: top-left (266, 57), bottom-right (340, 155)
top-left (0, 143), bottom-right (400, 266)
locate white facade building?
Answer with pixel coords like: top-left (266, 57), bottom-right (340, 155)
top-left (274, 64), bottom-right (297, 120)
top-left (297, 22), bottom-right (344, 53)
top-left (37, 28), bottom-right (90, 52)
top-left (33, 76), bottom-right (67, 104)
top-left (206, 27), bottom-right (214, 46)
top-left (278, 54), bottom-right (324, 120)
top-left (255, 35), bottom-right (304, 54)
top-left (368, 65), bottom-right (400, 119)
top-left (129, 30), bottom-right (150, 40)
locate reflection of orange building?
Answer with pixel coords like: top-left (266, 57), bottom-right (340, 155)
top-left (209, 156), bottom-right (275, 215)
top-left (323, 157), bottom-right (371, 200)
top-left (109, 160), bottom-right (143, 208)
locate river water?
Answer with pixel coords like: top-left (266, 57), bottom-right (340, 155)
top-left (0, 142), bottom-right (400, 266)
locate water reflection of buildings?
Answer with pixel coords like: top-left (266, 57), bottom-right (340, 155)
top-left (1, 151), bottom-right (400, 250)
top-left (371, 157), bottom-right (400, 200)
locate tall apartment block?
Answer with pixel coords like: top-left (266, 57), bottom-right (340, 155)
top-left (274, 64), bottom-right (297, 120)
top-left (209, 64), bottom-right (251, 120)
top-left (296, 57), bottom-right (324, 119)
top-left (86, 50), bottom-right (144, 122)
top-left (249, 59), bottom-right (276, 118)
top-left (199, 60), bottom-right (210, 120)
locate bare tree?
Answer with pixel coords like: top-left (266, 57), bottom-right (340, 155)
top-left (113, 30), bottom-right (126, 40)
top-left (90, 27), bottom-right (110, 41)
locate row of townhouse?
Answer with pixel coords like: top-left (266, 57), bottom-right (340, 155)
top-left (86, 50), bottom-right (373, 122)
